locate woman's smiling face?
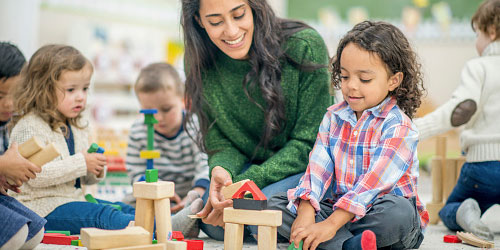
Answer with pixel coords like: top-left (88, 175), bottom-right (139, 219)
top-left (198, 0), bottom-right (254, 60)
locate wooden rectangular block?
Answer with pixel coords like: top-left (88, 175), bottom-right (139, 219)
top-left (80, 226), bottom-right (150, 249)
top-left (430, 157), bottom-right (443, 203)
top-left (222, 179), bottom-right (250, 200)
top-left (28, 143), bottom-right (60, 167)
top-left (442, 159), bottom-right (457, 202)
top-left (154, 198), bottom-right (172, 243)
top-left (133, 181), bottom-right (175, 199)
top-left (103, 243), bottom-right (166, 250)
top-left (18, 136), bottom-right (44, 158)
top-left (426, 202), bottom-right (444, 225)
top-left (166, 240), bottom-right (187, 250)
top-left (224, 223), bottom-right (244, 250)
top-left (258, 226), bottom-right (277, 250)
top-left (223, 207), bottom-right (282, 227)
top-left (135, 198), bottom-right (155, 239)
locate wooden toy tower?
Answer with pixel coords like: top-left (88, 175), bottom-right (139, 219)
top-left (133, 109), bottom-right (175, 243)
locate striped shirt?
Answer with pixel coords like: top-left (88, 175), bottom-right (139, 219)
top-left (126, 113), bottom-right (209, 197)
top-left (287, 97), bottom-right (429, 229)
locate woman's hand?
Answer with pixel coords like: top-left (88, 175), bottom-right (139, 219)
top-left (197, 166), bottom-right (233, 227)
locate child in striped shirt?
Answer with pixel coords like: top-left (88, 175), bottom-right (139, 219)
top-left (126, 62), bottom-right (209, 237)
top-left (269, 21), bottom-right (428, 250)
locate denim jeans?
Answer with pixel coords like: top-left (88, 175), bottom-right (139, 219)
top-left (199, 171), bottom-right (305, 241)
top-left (269, 193), bottom-right (424, 249)
top-left (0, 195), bottom-right (46, 245)
top-left (439, 161), bottom-right (500, 231)
top-left (44, 199), bottom-right (135, 235)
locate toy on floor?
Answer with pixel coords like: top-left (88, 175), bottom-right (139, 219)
top-left (223, 180), bottom-right (282, 250)
top-left (443, 234), bottom-right (462, 243)
top-left (287, 240), bottom-right (303, 250)
top-left (456, 231), bottom-right (494, 248)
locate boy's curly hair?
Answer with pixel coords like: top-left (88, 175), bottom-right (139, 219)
top-left (331, 21), bottom-right (425, 119)
top-left (472, 0), bottom-right (500, 40)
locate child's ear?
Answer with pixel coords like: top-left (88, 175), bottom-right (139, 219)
top-left (487, 25), bottom-right (497, 41)
top-left (388, 72), bottom-right (403, 91)
top-left (195, 15), bottom-right (204, 29)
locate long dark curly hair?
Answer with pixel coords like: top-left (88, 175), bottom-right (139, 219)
top-left (331, 21), bottom-right (424, 118)
top-left (181, 0), bottom-right (322, 151)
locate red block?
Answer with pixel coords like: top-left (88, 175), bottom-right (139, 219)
top-left (232, 181), bottom-right (267, 200)
top-left (185, 239), bottom-right (204, 250)
top-left (171, 231), bottom-right (184, 241)
top-left (42, 234), bottom-right (78, 245)
top-left (443, 235), bottom-right (462, 243)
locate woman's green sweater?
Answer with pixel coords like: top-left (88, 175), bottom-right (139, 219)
top-left (202, 28), bottom-right (332, 188)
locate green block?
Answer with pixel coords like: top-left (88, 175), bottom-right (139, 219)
top-left (85, 194), bottom-right (98, 204)
top-left (107, 204), bottom-right (122, 211)
top-left (144, 114), bottom-right (158, 125)
top-left (288, 241), bottom-right (303, 250)
top-left (152, 239), bottom-right (158, 244)
top-left (45, 230), bottom-right (70, 236)
top-left (147, 126), bottom-right (155, 150)
top-left (145, 169), bottom-right (158, 183)
top-left (71, 240), bottom-right (79, 246)
top-left (87, 143), bottom-right (99, 153)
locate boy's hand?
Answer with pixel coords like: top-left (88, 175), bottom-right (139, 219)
top-left (83, 151), bottom-right (106, 176)
top-left (290, 220), bottom-right (338, 250)
top-left (0, 142), bottom-right (41, 186)
top-left (290, 199), bottom-right (317, 248)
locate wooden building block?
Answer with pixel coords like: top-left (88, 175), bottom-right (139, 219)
top-left (258, 226), bottom-right (277, 250)
top-left (426, 202), bottom-right (444, 225)
top-left (166, 240), bottom-right (187, 250)
top-left (430, 157), bottom-right (443, 203)
top-left (435, 136), bottom-right (447, 159)
top-left (224, 223), bottom-right (244, 250)
top-left (28, 143), bottom-right (60, 167)
top-left (456, 231), bottom-right (494, 248)
top-left (140, 150), bottom-right (161, 159)
top-left (103, 243), bottom-right (166, 250)
top-left (146, 169), bottom-right (158, 183)
top-left (442, 159), bottom-right (457, 202)
top-left (221, 179), bottom-right (250, 200)
top-left (232, 181), bottom-right (267, 200)
top-left (133, 181), bottom-right (175, 200)
top-left (223, 208), bottom-right (282, 227)
top-left (80, 226), bottom-right (150, 250)
top-left (155, 198), bottom-right (172, 243)
top-left (456, 157), bottom-right (465, 183)
top-left (135, 198), bottom-right (155, 239)
top-left (18, 136), bottom-right (44, 158)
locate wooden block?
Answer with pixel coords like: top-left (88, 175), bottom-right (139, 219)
top-left (456, 157), bottom-right (465, 183)
top-left (166, 240), bottom-right (187, 250)
top-left (103, 243), bottom-right (166, 250)
top-left (221, 179), bottom-right (250, 200)
top-left (426, 202), bottom-right (444, 225)
top-left (442, 159), bottom-right (457, 202)
top-left (80, 226), bottom-right (151, 249)
top-left (133, 181), bottom-right (175, 200)
top-left (435, 136), bottom-right (447, 159)
top-left (140, 150), bottom-right (161, 159)
top-left (223, 207), bottom-right (282, 227)
top-left (155, 198), bottom-right (172, 243)
top-left (232, 181), bottom-right (267, 200)
top-left (18, 136), bottom-right (44, 158)
top-left (233, 199), bottom-right (267, 210)
top-left (258, 226), bottom-right (277, 250)
top-left (430, 157), bottom-right (443, 203)
top-left (28, 143), bottom-right (60, 167)
top-left (456, 231), bottom-right (494, 248)
top-left (224, 223), bottom-right (244, 250)
top-left (135, 198), bottom-right (155, 239)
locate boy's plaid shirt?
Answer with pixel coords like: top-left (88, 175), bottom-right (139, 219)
top-left (287, 97), bottom-right (429, 229)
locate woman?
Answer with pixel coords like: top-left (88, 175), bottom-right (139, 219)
top-left (181, 0), bottom-right (332, 240)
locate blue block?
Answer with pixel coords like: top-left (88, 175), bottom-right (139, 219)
top-left (97, 147), bottom-right (105, 154)
top-left (140, 109), bottom-right (158, 114)
top-left (138, 175), bottom-right (145, 182)
top-left (146, 159), bottom-right (154, 169)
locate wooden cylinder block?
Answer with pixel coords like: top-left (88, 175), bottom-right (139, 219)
top-left (442, 159), bottom-right (457, 202)
top-left (18, 136), bottom-right (44, 158)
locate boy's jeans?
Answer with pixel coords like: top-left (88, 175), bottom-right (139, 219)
top-left (439, 161), bottom-right (500, 231)
top-left (44, 199), bottom-right (135, 235)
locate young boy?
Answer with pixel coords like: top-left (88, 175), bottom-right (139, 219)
top-left (0, 41), bottom-right (45, 250)
top-left (414, 0), bottom-right (500, 241)
top-left (126, 62), bottom-right (208, 236)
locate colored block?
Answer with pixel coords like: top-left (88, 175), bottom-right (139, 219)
top-left (97, 147), bottom-right (105, 154)
top-left (146, 169), bottom-right (158, 183)
top-left (85, 193), bottom-right (99, 204)
top-left (185, 239), bottom-right (204, 250)
top-left (288, 240), bottom-right (303, 250)
top-left (144, 116), bottom-right (158, 125)
top-left (71, 239), bottom-right (80, 246)
top-left (140, 109), bottom-right (158, 115)
top-left (221, 179), bottom-right (250, 200)
top-left (42, 234), bottom-right (77, 245)
top-left (171, 231), bottom-right (184, 241)
top-left (233, 199), bottom-right (267, 210)
top-left (232, 181), bottom-right (267, 200)
top-left (140, 150), bottom-right (161, 159)
top-left (147, 126), bottom-right (155, 150)
top-left (443, 235), bottom-right (461, 243)
top-left (45, 230), bottom-right (70, 236)
top-left (146, 159), bottom-right (154, 170)
top-left (108, 204), bottom-right (122, 210)
top-left (87, 143), bottom-right (99, 153)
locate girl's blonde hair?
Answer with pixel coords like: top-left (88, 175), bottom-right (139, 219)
top-left (10, 44), bottom-right (92, 133)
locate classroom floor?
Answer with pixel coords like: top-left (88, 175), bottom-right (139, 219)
top-left (34, 172), bottom-right (500, 250)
